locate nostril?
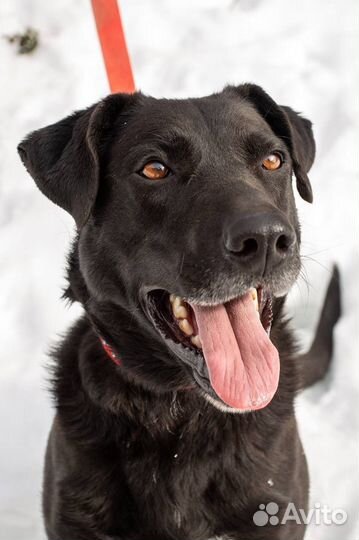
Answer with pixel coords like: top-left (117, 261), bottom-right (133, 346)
top-left (275, 233), bottom-right (294, 253)
top-left (224, 214), bottom-right (296, 266)
top-left (237, 238), bottom-right (258, 257)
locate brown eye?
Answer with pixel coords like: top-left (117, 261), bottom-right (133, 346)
top-left (262, 153), bottom-right (283, 171)
top-left (141, 161), bottom-right (169, 180)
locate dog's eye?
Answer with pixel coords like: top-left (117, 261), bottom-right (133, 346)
top-left (141, 161), bottom-right (170, 180)
top-left (262, 153), bottom-right (283, 171)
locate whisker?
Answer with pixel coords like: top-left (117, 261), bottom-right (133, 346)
top-left (301, 255), bottom-right (333, 275)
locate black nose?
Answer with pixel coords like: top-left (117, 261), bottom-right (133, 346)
top-left (224, 212), bottom-right (296, 274)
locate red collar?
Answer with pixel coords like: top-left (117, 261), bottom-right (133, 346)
top-left (99, 337), bottom-right (122, 366)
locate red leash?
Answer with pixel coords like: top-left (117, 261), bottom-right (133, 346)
top-left (91, 0), bottom-right (135, 93)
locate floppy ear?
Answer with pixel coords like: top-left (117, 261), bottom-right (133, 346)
top-left (232, 84), bottom-right (315, 203)
top-left (18, 93), bottom-right (135, 227)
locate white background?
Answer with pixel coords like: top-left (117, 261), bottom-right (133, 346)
top-left (0, 0), bottom-right (358, 538)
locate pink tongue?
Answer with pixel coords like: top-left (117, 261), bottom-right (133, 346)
top-left (191, 292), bottom-right (280, 411)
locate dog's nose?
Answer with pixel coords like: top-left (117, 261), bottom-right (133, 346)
top-left (224, 212), bottom-right (296, 273)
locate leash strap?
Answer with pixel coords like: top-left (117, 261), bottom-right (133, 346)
top-left (91, 0), bottom-right (135, 93)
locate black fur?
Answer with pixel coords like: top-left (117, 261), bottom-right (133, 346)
top-left (18, 84), bottom-right (337, 540)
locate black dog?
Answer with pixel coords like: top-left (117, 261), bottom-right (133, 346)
top-left (18, 84), bottom-right (340, 540)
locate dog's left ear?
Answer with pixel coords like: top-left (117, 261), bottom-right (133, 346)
top-left (229, 84), bottom-right (315, 203)
top-left (18, 93), bottom-right (137, 227)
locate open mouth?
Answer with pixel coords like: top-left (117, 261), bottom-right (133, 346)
top-left (146, 287), bottom-right (280, 412)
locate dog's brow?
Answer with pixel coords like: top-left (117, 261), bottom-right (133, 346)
top-left (132, 131), bottom-right (195, 157)
top-left (146, 130), bottom-right (190, 146)
top-left (241, 132), bottom-right (287, 157)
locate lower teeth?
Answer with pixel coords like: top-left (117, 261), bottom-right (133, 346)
top-left (169, 294), bottom-right (202, 348)
top-left (190, 335), bottom-right (202, 349)
top-left (178, 318), bottom-right (194, 336)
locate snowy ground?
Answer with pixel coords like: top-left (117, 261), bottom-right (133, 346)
top-left (0, 0), bottom-right (358, 539)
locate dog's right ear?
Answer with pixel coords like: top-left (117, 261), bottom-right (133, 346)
top-left (227, 84), bottom-right (315, 203)
top-left (18, 93), bottom-right (136, 228)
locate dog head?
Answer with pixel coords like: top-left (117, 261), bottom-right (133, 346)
top-left (18, 84), bottom-right (315, 413)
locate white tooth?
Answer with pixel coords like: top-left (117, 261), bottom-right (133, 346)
top-left (178, 318), bottom-right (194, 336)
top-left (173, 304), bottom-right (188, 319)
top-left (250, 288), bottom-right (259, 312)
top-left (172, 296), bottom-right (184, 308)
top-left (170, 295), bottom-right (190, 319)
top-left (191, 335), bottom-right (202, 349)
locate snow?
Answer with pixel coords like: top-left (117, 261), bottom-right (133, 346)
top-left (0, 0), bottom-right (357, 538)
